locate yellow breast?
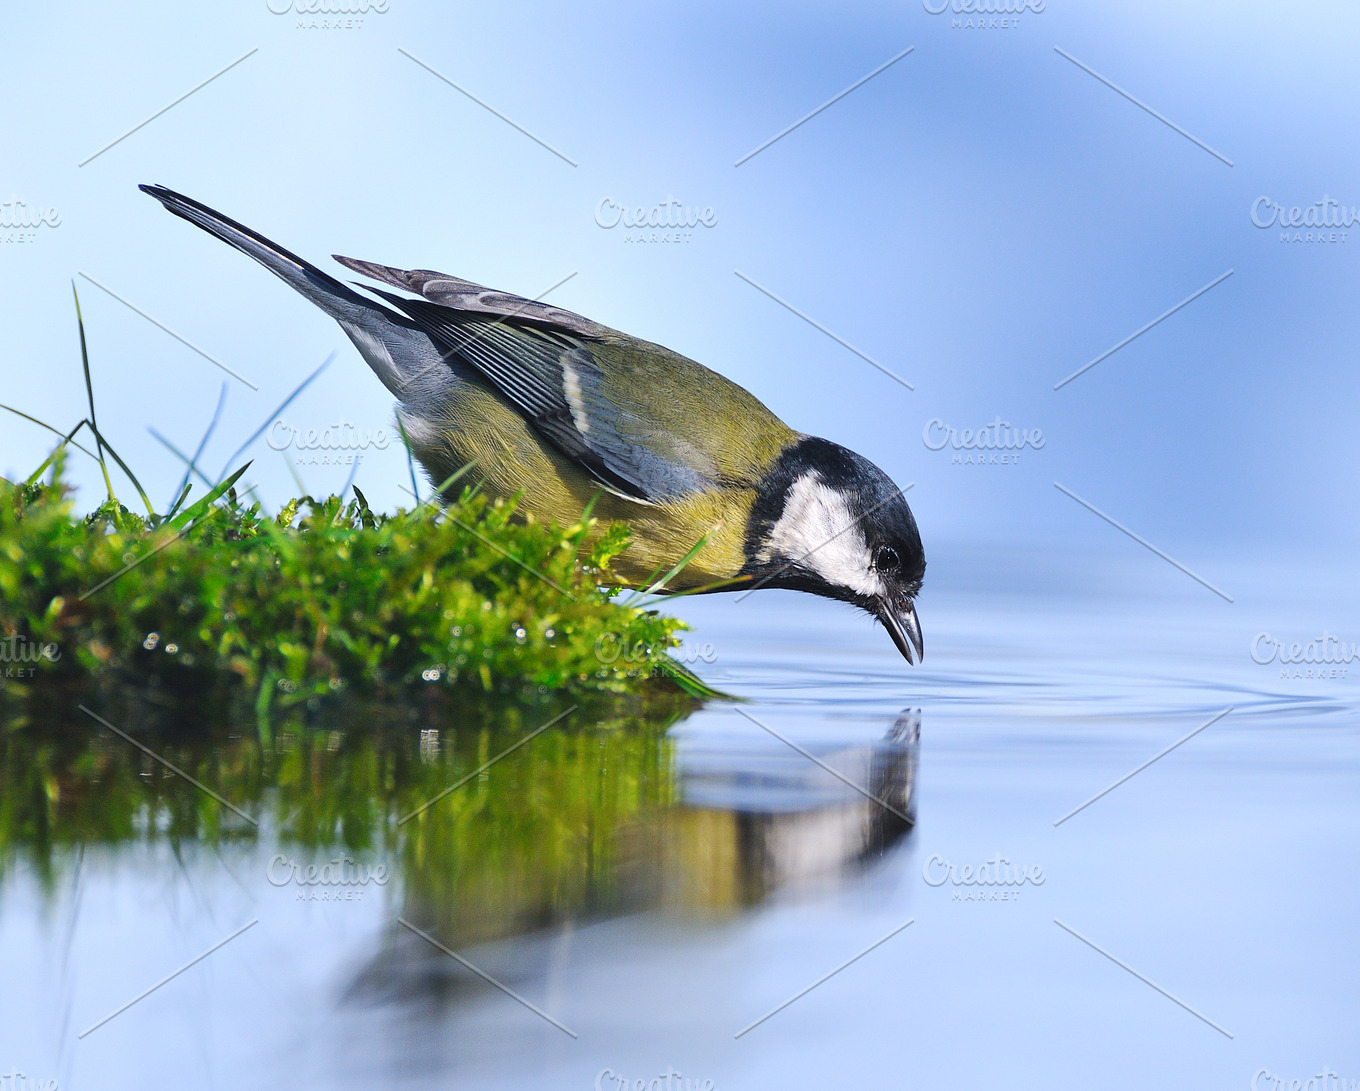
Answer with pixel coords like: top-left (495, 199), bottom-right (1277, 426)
top-left (405, 382), bottom-right (754, 589)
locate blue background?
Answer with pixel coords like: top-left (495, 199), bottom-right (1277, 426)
top-left (4, 0), bottom-right (1357, 572)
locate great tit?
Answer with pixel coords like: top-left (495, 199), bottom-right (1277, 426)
top-left (140, 185), bottom-right (926, 662)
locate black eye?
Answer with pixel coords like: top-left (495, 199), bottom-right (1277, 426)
top-left (874, 546), bottom-right (900, 573)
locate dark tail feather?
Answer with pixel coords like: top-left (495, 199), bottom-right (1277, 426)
top-left (140, 185), bottom-right (449, 397)
top-left (139, 184), bottom-right (379, 321)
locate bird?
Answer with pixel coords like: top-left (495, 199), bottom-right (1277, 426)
top-left (139, 184), bottom-right (926, 662)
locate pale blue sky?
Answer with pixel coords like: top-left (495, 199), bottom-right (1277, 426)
top-left (3, 0), bottom-right (1358, 569)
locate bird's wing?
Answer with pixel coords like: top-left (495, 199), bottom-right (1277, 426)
top-left (334, 256), bottom-right (791, 503)
top-left (332, 258), bottom-right (605, 337)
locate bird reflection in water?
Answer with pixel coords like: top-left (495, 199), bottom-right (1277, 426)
top-left (355, 708), bottom-right (920, 1003)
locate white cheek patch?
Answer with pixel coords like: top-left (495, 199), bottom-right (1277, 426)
top-left (761, 473), bottom-right (885, 598)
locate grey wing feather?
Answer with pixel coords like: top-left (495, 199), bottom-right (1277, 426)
top-left (335, 256), bottom-right (715, 503)
top-left (333, 256), bottom-right (603, 337)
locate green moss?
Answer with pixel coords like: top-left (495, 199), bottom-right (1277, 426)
top-left (0, 464), bottom-right (714, 714)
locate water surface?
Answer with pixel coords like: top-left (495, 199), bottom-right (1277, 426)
top-left (3, 548), bottom-right (1357, 1090)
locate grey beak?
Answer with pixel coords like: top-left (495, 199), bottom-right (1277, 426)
top-left (880, 600), bottom-right (924, 664)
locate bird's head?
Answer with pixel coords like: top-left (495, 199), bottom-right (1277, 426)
top-left (744, 437), bottom-right (926, 663)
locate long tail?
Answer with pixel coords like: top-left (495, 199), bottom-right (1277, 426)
top-left (139, 184), bottom-right (446, 398)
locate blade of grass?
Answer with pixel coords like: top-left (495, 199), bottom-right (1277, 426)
top-left (631, 559), bottom-right (672, 595)
top-left (215, 351), bottom-right (335, 484)
top-left (165, 482), bottom-right (192, 516)
top-left (397, 416), bottom-right (420, 505)
top-left (619, 534), bottom-right (681, 601)
top-left (71, 286), bottom-right (156, 519)
top-left (170, 382), bottom-right (227, 513)
top-left (420, 460), bottom-right (478, 513)
top-left (72, 284), bottom-right (116, 508)
top-left (562, 487), bottom-right (612, 554)
top-left (87, 422), bottom-right (156, 520)
top-left (23, 419), bottom-right (98, 487)
top-left (623, 526), bottom-right (717, 605)
top-left (3, 406), bottom-right (101, 463)
top-left (154, 438), bottom-right (268, 519)
top-left (280, 450), bottom-right (310, 498)
top-left (630, 572), bottom-right (754, 609)
top-left (148, 427), bottom-right (215, 492)
top-left (652, 656), bottom-right (732, 700)
top-left (577, 488), bottom-right (603, 526)
top-left (167, 462), bottom-right (252, 530)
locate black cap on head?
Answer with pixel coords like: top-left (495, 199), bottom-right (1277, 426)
top-left (743, 438), bottom-right (926, 662)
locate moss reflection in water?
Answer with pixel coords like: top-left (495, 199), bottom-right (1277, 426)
top-left (0, 690), bottom-right (691, 929)
top-left (3, 692), bottom-right (918, 972)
